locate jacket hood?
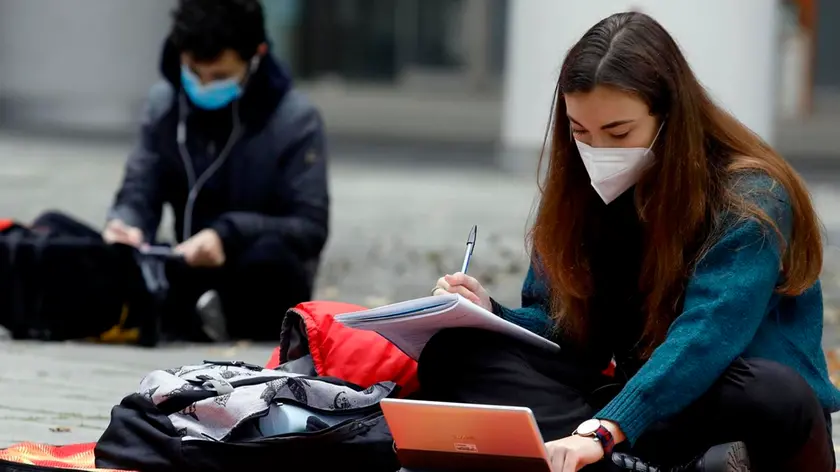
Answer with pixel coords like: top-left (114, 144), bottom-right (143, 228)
top-left (158, 36), bottom-right (293, 128)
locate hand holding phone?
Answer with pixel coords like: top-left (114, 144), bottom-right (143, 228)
top-left (139, 245), bottom-right (182, 260)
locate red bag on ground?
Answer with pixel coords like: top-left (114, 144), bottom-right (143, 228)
top-left (269, 300), bottom-right (420, 397)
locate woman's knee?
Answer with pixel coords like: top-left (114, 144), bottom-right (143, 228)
top-left (417, 329), bottom-right (517, 384)
top-left (724, 358), bottom-right (824, 437)
top-left (717, 359), bottom-right (835, 470)
top-left (420, 328), bottom-right (509, 364)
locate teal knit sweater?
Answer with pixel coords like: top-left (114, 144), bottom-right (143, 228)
top-left (495, 175), bottom-right (840, 444)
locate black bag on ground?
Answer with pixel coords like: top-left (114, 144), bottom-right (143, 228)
top-left (93, 360), bottom-right (402, 472)
top-left (0, 210), bottom-right (163, 346)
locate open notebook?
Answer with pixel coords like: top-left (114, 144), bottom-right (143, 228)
top-left (334, 293), bottom-right (560, 360)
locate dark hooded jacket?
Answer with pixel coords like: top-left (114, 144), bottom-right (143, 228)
top-left (108, 39), bottom-right (329, 282)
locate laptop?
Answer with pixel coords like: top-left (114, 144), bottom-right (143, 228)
top-left (380, 398), bottom-right (552, 471)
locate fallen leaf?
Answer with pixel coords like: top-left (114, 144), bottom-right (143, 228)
top-left (320, 286), bottom-right (340, 299)
top-left (825, 305), bottom-right (840, 325)
top-left (204, 346), bottom-right (239, 357)
top-left (826, 350), bottom-right (840, 389)
top-left (364, 296), bottom-right (391, 308)
top-left (221, 347), bottom-right (238, 357)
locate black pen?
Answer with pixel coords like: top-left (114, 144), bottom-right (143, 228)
top-left (460, 225), bottom-right (477, 274)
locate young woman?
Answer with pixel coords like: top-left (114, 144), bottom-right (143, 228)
top-left (427, 11), bottom-right (839, 472)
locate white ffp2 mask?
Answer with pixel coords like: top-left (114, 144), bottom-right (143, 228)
top-left (574, 125), bottom-right (663, 204)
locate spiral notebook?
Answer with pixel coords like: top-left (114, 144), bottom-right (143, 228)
top-left (334, 293), bottom-right (560, 360)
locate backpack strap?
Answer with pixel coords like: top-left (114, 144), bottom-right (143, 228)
top-left (27, 230), bottom-right (50, 339)
top-left (4, 226), bottom-right (35, 337)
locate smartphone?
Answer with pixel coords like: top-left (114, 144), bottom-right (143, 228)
top-left (139, 245), bottom-right (181, 259)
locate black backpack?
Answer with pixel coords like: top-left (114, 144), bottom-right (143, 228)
top-left (0, 211), bottom-right (164, 346)
top-left (93, 360), bottom-right (402, 472)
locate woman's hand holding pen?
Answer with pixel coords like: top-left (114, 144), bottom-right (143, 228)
top-left (433, 273), bottom-right (492, 312)
top-left (433, 226), bottom-right (492, 310)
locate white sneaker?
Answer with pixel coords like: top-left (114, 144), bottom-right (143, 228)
top-left (196, 290), bottom-right (229, 342)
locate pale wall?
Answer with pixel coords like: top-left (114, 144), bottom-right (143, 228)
top-left (0, 0), bottom-right (174, 132)
top-left (501, 0), bottom-right (780, 154)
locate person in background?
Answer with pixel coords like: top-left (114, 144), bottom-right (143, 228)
top-left (428, 11), bottom-right (837, 472)
top-left (104, 0), bottom-right (329, 342)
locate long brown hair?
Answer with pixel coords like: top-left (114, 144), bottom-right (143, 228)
top-left (531, 12), bottom-right (823, 358)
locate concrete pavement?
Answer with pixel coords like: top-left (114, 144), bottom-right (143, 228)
top-left (0, 132), bottom-right (839, 460)
top-left (0, 340), bottom-right (274, 446)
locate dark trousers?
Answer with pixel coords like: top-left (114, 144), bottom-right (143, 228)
top-left (417, 328), bottom-right (836, 471)
top-left (162, 235), bottom-right (312, 342)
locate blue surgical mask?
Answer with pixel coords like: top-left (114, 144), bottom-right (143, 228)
top-left (180, 65), bottom-right (243, 110)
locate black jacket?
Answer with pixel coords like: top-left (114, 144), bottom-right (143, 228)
top-left (108, 39), bottom-right (329, 276)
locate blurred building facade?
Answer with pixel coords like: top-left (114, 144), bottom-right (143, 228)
top-left (0, 0), bottom-right (173, 134)
top-left (0, 0), bottom-right (838, 163)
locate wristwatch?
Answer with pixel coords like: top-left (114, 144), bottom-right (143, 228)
top-left (573, 419), bottom-right (615, 455)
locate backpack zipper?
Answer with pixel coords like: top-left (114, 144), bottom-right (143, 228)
top-left (202, 360), bottom-right (265, 371)
top-left (242, 410), bottom-right (384, 443)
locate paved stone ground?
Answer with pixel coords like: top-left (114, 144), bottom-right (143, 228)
top-left (0, 132), bottom-right (839, 460)
top-left (0, 340), bottom-right (274, 446)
